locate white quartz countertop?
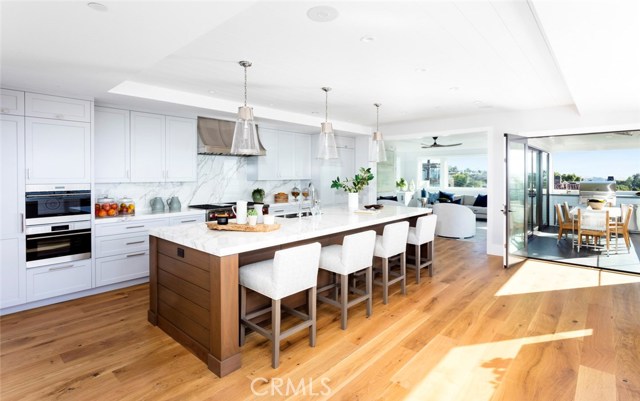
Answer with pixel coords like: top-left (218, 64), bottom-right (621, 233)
top-left (94, 208), bottom-right (205, 225)
top-left (148, 206), bottom-right (430, 257)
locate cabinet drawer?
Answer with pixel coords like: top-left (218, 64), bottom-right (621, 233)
top-left (26, 259), bottom-right (92, 302)
top-left (95, 218), bottom-right (168, 237)
top-left (95, 252), bottom-right (149, 287)
top-left (169, 214), bottom-right (205, 225)
top-left (1, 89), bottom-right (24, 115)
top-left (25, 93), bottom-right (91, 122)
top-left (96, 233), bottom-right (149, 258)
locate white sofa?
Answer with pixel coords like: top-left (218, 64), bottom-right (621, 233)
top-left (432, 203), bottom-right (476, 239)
top-left (457, 195), bottom-right (487, 220)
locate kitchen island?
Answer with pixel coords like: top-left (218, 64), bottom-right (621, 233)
top-left (147, 205), bottom-right (430, 377)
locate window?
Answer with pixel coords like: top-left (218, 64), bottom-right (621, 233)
top-left (421, 160), bottom-right (440, 187)
top-left (447, 156), bottom-right (487, 188)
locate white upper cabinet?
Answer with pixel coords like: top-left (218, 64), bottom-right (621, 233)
top-left (25, 92), bottom-right (91, 122)
top-left (165, 116), bottom-right (197, 182)
top-left (95, 107), bottom-right (130, 183)
top-left (0, 89), bottom-right (24, 115)
top-left (247, 128), bottom-right (312, 180)
top-left (130, 111), bottom-right (166, 182)
top-left (25, 117), bottom-right (91, 184)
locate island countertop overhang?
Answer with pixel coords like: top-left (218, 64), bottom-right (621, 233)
top-left (148, 206), bottom-right (431, 257)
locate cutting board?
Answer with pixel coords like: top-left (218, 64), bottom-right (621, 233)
top-left (206, 222), bottom-right (280, 232)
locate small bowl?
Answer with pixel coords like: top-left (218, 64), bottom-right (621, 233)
top-left (364, 204), bottom-right (383, 210)
top-left (216, 215), bottom-right (229, 225)
top-left (587, 201), bottom-right (605, 210)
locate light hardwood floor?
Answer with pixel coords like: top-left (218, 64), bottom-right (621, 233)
top-left (1, 237), bottom-right (639, 401)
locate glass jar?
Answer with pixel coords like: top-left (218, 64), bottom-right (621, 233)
top-left (95, 196), bottom-right (119, 218)
top-left (118, 196), bottom-right (135, 216)
top-left (291, 185), bottom-right (300, 201)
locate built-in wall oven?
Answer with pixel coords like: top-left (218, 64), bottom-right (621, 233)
top-left (25, 184), bottom-right (91, 225)
top-left (25, 184), bottom-right (92, 267)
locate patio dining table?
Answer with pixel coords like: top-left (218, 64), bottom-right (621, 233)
top-left (568, 205), bottom-right (622, 251)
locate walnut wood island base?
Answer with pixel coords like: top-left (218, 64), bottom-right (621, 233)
top-left (147, 206), bottom-right (429, 377)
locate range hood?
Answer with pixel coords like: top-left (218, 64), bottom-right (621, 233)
top-left (197, 117), bottom-right (266, 156)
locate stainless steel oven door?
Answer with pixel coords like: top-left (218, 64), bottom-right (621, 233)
top-left (26, 221), bottom-right (91, 268)
top-left (25, 184), bottom-right (91, 225)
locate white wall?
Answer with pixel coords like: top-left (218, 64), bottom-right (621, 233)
top-left (384, 105), bottom-right (640, 257)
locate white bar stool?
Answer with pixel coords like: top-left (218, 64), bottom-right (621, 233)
top-left (317, 230), bottom-right (376, 330)
top-left (407, 214), bottom-right (438, 283)
top-left (374, 221), bottom-right (410, 304)
top-left (239, 242), bottom-right (321, 369)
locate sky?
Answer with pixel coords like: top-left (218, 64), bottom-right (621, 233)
top-left (552, 149), bottom-right (640, 180)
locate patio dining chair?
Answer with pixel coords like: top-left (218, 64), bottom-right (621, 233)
top-left (609, 204), bottom-right (633, 253)
top-left (555, 204), bottom-right (574, 244)
top-left (576, 209), bottom-right (610, 256)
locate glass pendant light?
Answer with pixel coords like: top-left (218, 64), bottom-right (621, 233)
top-left (369, 103), bottom-right (387, 162)
top-left (230, 60), bottom-right (261, 155)
top-left (316, 87), bottom-right (338, 159)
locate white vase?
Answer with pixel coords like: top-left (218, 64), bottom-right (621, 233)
top-left (348, 192), bottom-right (359, 211)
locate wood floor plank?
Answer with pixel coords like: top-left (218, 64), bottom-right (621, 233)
top-left (1, 237), bottom-right (639, 401)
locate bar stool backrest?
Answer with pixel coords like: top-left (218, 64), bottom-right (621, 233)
top-left (415, 214), bottom-right (438, 244)
top-left (273, 242), bottom-right (321, 295)
top-left (341, 230), bottom-right (376, 271)
top-left (380, 221), bottom-right (410, 257)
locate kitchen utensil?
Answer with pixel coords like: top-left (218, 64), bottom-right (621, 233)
top-left (232, 200), bottom-right (248, 224)
top-left (167, 196), bottom-right (181, 212)
top-left (151, 197), bottom-right (165, 213)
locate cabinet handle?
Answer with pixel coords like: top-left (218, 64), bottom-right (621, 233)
top-left (26, 168), bottom-right (30, 179)
top-left (126, 252), bottom-right (146, 258)
top-left (49, 264), bottom-right (75, 271)
top-left (125, 240), bottom-right (145, 245)
top-left (1, 108), bottom-right (8, 113)
top-left (20, 213), bottom-right (25, 233)
top-left (180, 219), bottom-right (197, 223)
top-left (127, 169), bottom-right (130, 179)
top-left (125, 225), bottom-right (145, 229)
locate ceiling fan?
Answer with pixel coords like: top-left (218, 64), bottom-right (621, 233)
top-left (421, 136), bottom-right (462, 148)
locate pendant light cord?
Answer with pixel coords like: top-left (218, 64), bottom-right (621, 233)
top-left (376, 104), bottom-right (379, 130)
top-left (325, 90), bottom-right (328, 123)
top-left (244, 65), bottom-right (248, 107)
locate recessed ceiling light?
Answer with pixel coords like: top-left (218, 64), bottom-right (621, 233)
top-left (415, 67), bottom-right (428, 73)
top-left (449, 86), bottom-right (460, 92)
top-left (360, 35), bottom-right (375, 43)
top-left (311, 111), bottom-right (320, 115)
top-left (307, 6), bottom-right (339, 22)
top-left (87, 2), bottom-right (107, 12)
top-left (473, 100), bottom-right (483, 105)
top-left (207, 90), bottom-right (216, 94)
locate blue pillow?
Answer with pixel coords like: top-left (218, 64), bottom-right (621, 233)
top-left (439, 191), bottom-right (455, 202)
top-left (427, 191), bottom-right (439, 204)
top-left (473, 194), bottom-right (488, 207)
top-left (453, 198), bottom-right (462, 204)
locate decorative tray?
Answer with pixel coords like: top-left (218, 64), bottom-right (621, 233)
top-left (206, 222), bottom-right (280, 232)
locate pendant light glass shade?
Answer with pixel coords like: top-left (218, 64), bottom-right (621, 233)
top-left (230, 61), bottom-right (261, 155)
top-left (369, 103), bottom-right (387, 162)
top-left (317, 87), bottom-right (339, 159)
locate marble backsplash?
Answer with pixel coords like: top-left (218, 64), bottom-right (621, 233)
top-left (95, 155), bottom-right (308, 211)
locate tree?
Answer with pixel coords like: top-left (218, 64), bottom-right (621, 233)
top-left (561, 173), bottom-right (581, 182)
top-left (453, 173), bottom-right (468, 187)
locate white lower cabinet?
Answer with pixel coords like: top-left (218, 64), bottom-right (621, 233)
top-left (1, 238), bottom-right (26, 308)
top-left (95, 251), bottom-right (149, 287)
top-left (26, 259), bottom-right (92, 302)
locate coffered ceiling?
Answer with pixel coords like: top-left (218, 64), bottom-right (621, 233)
top-left (1, 1), bottom-right (638, 132)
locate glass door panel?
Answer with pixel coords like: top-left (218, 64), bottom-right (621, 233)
top-left (504, 134), bottom-right (528, 268)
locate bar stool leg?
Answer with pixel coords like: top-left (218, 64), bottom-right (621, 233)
top-left (365, 265), bottom-right (372, 317)
top-left (429, 241), bottom-right (435, 277)
top-left (272, 298), bottom-right (281, 369)
top-left (309, 286), bottom-right (317, 346)
top-left (401, 252), bottom-right (407, 295)
top-left (240, 285), bottom-right (247, 346)
top-left (382, 257), bottom-right (389, 305)
top-left (414, 244), bottom-right (421, 284)
top-left (340, 274), bottom-right (348, 330)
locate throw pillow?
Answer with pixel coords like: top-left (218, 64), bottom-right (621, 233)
top-left (473, 194), bottom-right (488, 207)
top-left (453, 198), bottom-right (462, 204)
top-left (438, 197), bottom-right (452, 203)
top-left (439, 191), bottom-right (455, 202)
top-left (427, 191), bottom-right (439, 204)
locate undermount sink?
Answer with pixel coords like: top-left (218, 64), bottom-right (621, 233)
top-left (281, 212), bottom-right (311, 218)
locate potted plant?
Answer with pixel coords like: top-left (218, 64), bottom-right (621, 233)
top-left (251, 188), bottom-right (265, 203)
top-left (247, 208), bottom-right (258, 226)
top-left (331, 167), bottom-right (375, 210)
top-left (395, 178), bottom-right (407, 191)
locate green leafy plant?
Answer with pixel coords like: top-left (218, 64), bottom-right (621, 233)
top-left (395, 178), bottom-right (407, 190)
top-left (247, 208), bottom-right (258, 216)
top-left (251, 188), bottom-right (265, 202)
top-left (331, 167), bottom-right (374, 193)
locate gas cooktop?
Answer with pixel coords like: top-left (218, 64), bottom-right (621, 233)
top-left (189, 203), bottom-right (234, 210)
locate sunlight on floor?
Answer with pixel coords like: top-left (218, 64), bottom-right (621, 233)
top-left (495, 259), bottom-right (640, 296)
top-left (400, 329), bottom-right (593, 401)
